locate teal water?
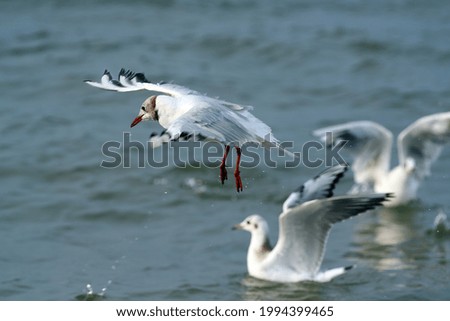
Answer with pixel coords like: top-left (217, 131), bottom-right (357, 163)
top-left (1, 0), bottom-right (449, 300)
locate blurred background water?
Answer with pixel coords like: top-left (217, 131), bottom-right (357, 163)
top-left (1, 0), bottom-right (449, 300)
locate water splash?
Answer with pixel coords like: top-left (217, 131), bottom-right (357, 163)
top-left (75, 281), bottom-right (112, 301)
top-left (183, 177), bottom-right (207, 194)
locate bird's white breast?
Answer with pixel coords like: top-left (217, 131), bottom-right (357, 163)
top-left (155, 95), bottom-right (200, 128)
top-left (375, 165), bottom-right (419, 206)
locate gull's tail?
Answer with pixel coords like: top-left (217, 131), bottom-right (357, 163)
top-left (314, 265), bottom-right (354, 283)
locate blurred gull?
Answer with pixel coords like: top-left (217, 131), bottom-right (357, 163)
top-left (85, 69), bottom-right (292, 192)
top-left (433, 209), bottom-right (448, 233)
top-left (313, 112), bottom-right (450, 206)
top-left (233, 165), bottom-right (391, 283)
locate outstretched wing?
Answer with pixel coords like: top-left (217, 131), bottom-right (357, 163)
top-left (312, 121), bottom-right (393, 189)
top-left (84, 69), bottom-right (199, 97)
top-left (270, 193), bottom-right (390, 277)
top-left (148, 102), bottom-right (275, 148)
top-left (282, 165), bottom-right (348, 212)
top-left (86, 69), bottom-right (295, 156)
top-left (398, 112), bottom-right (450, 179)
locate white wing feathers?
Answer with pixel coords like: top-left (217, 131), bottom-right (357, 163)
top-left (148, 102), bottom-right (277, 147)
top-left (312, 121), bottom-right (393, 188)
top-left (84, 69), bottom-right (199, 96)
top-left (397, 112), bottom-right (450, 179)
top-left (147, 100), bottom-right (294, 157)
top-left (276, 165), bottom-right (390, 277)
top-left (86, 69), bottom-right (296, 156)
top-left (282, 165), bottom-right (348, 212)
top-left (149, 109), bottom-right (247, 147)
top-left (273, 193), bottom-right (390, 276)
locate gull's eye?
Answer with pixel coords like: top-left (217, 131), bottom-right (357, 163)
top-left (246, 220), bottom-right (251, 225)
top-left (141, 106), bottom-right (146, 111)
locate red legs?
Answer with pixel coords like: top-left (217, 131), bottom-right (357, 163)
top-left (219, 145), bottom-right (243, 192)
top-left (234, 146), bottom-right (243, 192)
top-left (220, 145), bottom-right (230, 185)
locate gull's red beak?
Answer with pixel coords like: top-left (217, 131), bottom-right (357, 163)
top-left (130, 115), bottom-right (144, 128)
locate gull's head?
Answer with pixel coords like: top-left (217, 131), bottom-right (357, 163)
top-left (233, 215), bottom-right (269, 235)
top-left (233, 215), bottom-right (272, 256)
top-left (131, 96), bottom-right (158, 127)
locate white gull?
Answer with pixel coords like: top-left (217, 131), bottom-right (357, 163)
top-left (313, 112), bottom-right (450, 206)
top-left (433, 209), bottom-right (448, 233)
top-left (233, 165), bottom-right (391, 283)
top-left (85, 69), bottom-right (291, 192)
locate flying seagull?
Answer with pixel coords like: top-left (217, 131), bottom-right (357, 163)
top-left (85, 69), bottom-right (291, 192)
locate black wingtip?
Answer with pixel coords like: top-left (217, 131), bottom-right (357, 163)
top-left (322, 164), bottom-right (349, 198)
top-left (330, 165), bottom-right (348, 195)
top-left (344, 265), bottom-right (354, 271)
top-left (113, 68), bottom-right (151, 83)
top-left (134, 72), bottom-right (149, 83)
top-left (385, 193), bottom-right (395, 200)
top-left (119, 68), bottom-right (131, 79)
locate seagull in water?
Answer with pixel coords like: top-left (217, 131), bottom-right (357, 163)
top-left (85, 69), bottom-right (290, 192)
top-left (233, 165), bottom-right (391, 283)
top-left (313, 112), bottom-right (450, 207)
